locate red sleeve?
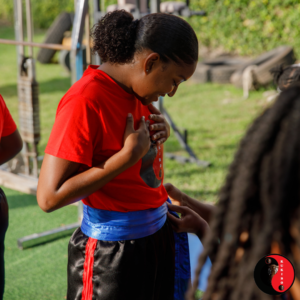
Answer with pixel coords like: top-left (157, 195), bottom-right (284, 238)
top-left (0, 95), bottom-right (17, 138)
top-left (45, 96), bottom-right (101, 167)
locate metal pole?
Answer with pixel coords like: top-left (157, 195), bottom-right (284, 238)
top-left (71, 0), bottom-right (89, 84)
top-left (0, 39), bottom-right (71, 50)
top-left (85, 2), bottom-right (91, 66)
top-left (101, 0), bottom-right (105, 17)
top-left (16, 0), bottom-right (24, 57)
top-left (13, 0), bottom-right (24, 70)
top-left (25, 0), bottom-right (33, 57)
top-left (150, 0), bottom-right (160, 13)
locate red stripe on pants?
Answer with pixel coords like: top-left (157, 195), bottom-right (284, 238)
top-left (82, 237), bottom-right (97, 300)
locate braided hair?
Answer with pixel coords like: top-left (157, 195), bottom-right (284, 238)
top-left (91, 10), bottom-right (198, 65)
top-left (270, 64), bottom-right (300, 91)
top-left (188, 85), bottom-right (300, 300)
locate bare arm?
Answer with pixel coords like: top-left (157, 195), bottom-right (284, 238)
top-left (164, 183), bottom-right (216, 224)
top-left (0, 129), bottom-right (23, 165)
top-left (37, 114), bottom-right (150, 212)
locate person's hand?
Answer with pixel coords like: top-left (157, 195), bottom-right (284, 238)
top-left (148, 104), bottom-right (170, 145)
top-left (167, 203), bottom-right (209, 240)
top-left (164, 183), bottom-right (187, 207)
top-left (123, 114), bottom-right (151, 164)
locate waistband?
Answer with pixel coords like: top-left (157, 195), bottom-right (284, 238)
top-left (81, 202), bottom-right (167, 241)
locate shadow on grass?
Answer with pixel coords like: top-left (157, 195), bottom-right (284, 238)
top-left (7, 193), bottom-right (38, 209)
top-left (0, 77), bottom-right (70, 98)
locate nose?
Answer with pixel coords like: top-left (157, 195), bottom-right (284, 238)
top-left (167, 85), bottom-right (178, 97)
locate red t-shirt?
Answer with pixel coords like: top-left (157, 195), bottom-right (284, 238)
top-left (0, 94), bottom-right (17, 140)
top-left (45, 65), bottom-right (168, 212)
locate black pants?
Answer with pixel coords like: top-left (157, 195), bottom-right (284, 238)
top-left (67, 220), bottom-right (175, 300)
top-left (0, 189), bottom-right (8, 300)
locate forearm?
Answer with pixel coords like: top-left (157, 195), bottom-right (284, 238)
top-left (0, 147), bottom-right (18, 165)
top-left (0, 130), bottom-right (23, 165)
top-left (37, 148), bottom-right (136, 212)
top-left (183, 194), bottom-right (216, 224)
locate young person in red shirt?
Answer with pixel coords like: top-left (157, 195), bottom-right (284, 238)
top-left (0, 94), bottom-right (23, 300)
top-left (37, 10), bottom-right (198, 300)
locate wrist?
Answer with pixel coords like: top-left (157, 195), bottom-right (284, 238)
top-left (120, 146), bottom-right (140, 167)
top-left (196, 221), bottom-right (209, 240)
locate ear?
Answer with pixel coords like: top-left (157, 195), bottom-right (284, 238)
top-left (144, 53), bottom-right (160, 75)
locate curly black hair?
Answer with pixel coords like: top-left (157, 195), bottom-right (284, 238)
top-left (188, 86), bottom-right (300, 300)
top-left (91, 10), bottom-right (198, 65)
top-left (270, 64), bottom-right (300, 91)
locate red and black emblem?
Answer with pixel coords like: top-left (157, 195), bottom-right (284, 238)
top-left (254, 254), bottom-right (295, 295)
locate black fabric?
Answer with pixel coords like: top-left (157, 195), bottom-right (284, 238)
top-left (67, 220), bottom-right (175, 300)
top-left (0, 188), bottom-right (8, 300)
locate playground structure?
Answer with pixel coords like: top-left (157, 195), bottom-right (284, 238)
top-left (0, 0), bottom-right (209, 249)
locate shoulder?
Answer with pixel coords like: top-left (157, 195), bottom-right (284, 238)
top-left (0, 95), bottom-right (6, 115)
top-left (59, 68), bottom-right (116, 113)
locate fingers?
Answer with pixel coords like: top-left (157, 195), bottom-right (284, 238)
top-left (148, 103), bottom-right (161, 115)
top-left (167, 212), bottom-right (181, 233)
top-left (149, 114), bottom-right (165, 123)
top-left (138, 116), bottom-right (149, 134)
top-left (146, 120), bottom-right (150, 130)
top-left (149, 123), bottom-right (165, 131)
top-left (164, 183), bottom-right (174, 193)
top-left (151, 130), bottom-right (166, 141)
top-left (157, 138), bottom-right (166, 145)
top-left (167, 202), bottom-right (185, 214)
top-left (124, 113), bottom-right (135, 135)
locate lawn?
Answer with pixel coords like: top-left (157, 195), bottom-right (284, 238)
top-left (0, 25), bottom-right (270, 299)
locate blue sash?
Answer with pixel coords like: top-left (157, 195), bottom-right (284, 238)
top-left (81, 200), bottom-right (190, 300)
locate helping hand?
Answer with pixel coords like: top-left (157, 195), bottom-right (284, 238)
top-left (148, 104), bottom-right (170, 145)
top-left (167, 203), bottom-right (209, 240)
top-left (164, 183), bottom-right (186, 207)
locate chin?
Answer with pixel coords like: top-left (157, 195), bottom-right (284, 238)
top-left (134, 92), bottom-right (157, 105)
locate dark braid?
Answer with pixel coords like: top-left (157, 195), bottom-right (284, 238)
top-left (270, 64), bottom-right (300, 91)
top-left (188, 86), bottom-right (300, 300)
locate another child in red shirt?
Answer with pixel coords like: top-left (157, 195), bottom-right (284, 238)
top-left (37, 11), bottom-right (198, 300)
top-left (0, 94), bottom-right (23, 300)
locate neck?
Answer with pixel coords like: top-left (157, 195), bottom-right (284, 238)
top-left (98, 63), bottom-right (134, 94)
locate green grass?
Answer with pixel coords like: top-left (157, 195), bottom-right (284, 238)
top-left (3, 188), bottom-right (77, 300)
top-left (0, 26), bottom-right (270, 299)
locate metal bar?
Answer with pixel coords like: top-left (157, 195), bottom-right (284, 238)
top-left (13, 0), bottom-right (22, 67)
top-left (17, 0), bottom-right (24, 56)
top-left (0, 39), bottom-right (71, 50)
top-left (163, 108), bottom-right (210, 167)
top-left (165, 153), bottom-right (192, 164)
top-left (150, 0), bottom-right (160, 13)
top-left (71, 0), bottom-right (89, 84)
top-left (101, 0), bottom-right (105, 16)
top-left (183, 129), bottom-right (188, 144)
top-left (25, 0), bottom-right (33, 57)
top-left (17, 222), bottom-right (80, 249)
top-left (85, 3), bottom-right (91, 66)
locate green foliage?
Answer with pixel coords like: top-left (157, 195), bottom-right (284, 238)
top-left (0, 0), bottom-right (74, 29)
top-left (195, 289), bottom-right (204, 299)
top-left (188, 0), bottom-right (300, 58)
